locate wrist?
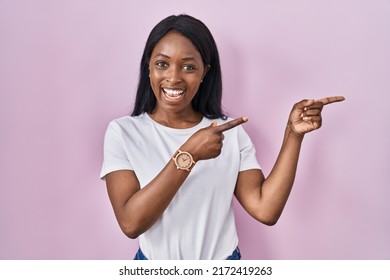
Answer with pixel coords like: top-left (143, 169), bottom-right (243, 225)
top-left (172, 149), bottom-right (196, 172)
top-left (179, 144), bottom-right (199, 162)
top-left (286, 123), bottom-right (304, 140)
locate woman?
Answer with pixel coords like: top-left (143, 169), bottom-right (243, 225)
top-left (100, 14), bottom-right (344, 260)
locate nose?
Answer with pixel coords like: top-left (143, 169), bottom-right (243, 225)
top-left (166, 67), bottom-right (181, 84)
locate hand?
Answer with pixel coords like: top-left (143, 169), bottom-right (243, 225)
top-left (288, 96), bottom-right (345, 136)
top-left (181, 117), bottom-right (248, 161)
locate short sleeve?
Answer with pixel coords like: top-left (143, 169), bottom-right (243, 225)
top-left (100, 121), bottom-right (133, 180)
top-left (237, 126), bottom-right (261, 172)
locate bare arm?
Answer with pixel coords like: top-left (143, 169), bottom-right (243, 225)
top-left (106, 161), bottom-right (190, 238)
top-left (235, 96), bottom-right (345, 226)
top-left (105, 118), bottom-right (247, 238)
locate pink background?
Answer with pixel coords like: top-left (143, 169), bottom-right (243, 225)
top-left (1, 0), bottom-right (389, 259)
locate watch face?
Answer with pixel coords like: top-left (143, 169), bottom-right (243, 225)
top-left (177, 152), bottom-right (192, 168)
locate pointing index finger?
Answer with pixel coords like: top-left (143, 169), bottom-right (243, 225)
top-left (214, 117), bottom-right (248, 133)
top-left (318, 96), bottom-right (345, 105)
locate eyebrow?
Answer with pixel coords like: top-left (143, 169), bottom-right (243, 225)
top-left (154, 53), bottom-right (198, 62)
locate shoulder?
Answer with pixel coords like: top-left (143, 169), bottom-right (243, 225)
top-left (103, 115), bottom-right (152, 142)
top-left (107, 114), bottom-right (149, 131)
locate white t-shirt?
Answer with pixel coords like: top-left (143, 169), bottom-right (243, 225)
top-left (100, 113), bottom-right (261, 259)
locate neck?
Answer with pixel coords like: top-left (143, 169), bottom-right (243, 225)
top-left (148, 107), bottom-right (203, 129)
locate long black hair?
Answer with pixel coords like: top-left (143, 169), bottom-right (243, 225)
top-left (131, 14), bottom-right (226, 119)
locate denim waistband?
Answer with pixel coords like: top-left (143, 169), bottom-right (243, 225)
top-left (134, 247), bottom-right (241, 260)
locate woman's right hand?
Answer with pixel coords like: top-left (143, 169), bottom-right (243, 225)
top-left (180, 117), bottom-right (248, 161)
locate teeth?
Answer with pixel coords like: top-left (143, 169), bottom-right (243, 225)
top-left (163, 88), bottom-right (184, 96)
top-left (163, 88), bottom-right (184, 100)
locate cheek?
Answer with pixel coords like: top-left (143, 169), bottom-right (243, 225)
top-left (149, 73), bottom-right (161, 91)
top-left (188, 78), bottom-right (202, 92)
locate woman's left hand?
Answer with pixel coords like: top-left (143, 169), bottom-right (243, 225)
top-left (288, 96), bottom-right (345, 136)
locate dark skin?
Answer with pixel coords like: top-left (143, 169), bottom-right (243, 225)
top-left (105, 32), bottom-right (345, 238)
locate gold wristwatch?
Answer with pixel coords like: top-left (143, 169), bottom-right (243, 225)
top-left (172, 150), bottom-right (196, 172)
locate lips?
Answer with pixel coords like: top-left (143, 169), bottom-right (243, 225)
top-left (162, 88), bottom-right (185, 101)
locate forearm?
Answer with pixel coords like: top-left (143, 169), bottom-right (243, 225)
top-left (119, 160), bottom-right (190, 238)
top-left (260, 125), bottom-right (304, 221)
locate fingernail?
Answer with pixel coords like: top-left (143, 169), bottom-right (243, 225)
top-left (243, 117), bottom-right (248, 122)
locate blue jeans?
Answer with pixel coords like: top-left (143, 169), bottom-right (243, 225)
top-left (134, 247), bottom-right (241, 260)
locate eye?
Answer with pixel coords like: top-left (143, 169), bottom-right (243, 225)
top-left (155, 61), bottom-right (168, 68)
top-left (182, 65), bottom-right (196, 71)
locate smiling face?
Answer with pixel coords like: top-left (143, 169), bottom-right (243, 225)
top-left (149, 32), bottom-right (209, 116)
